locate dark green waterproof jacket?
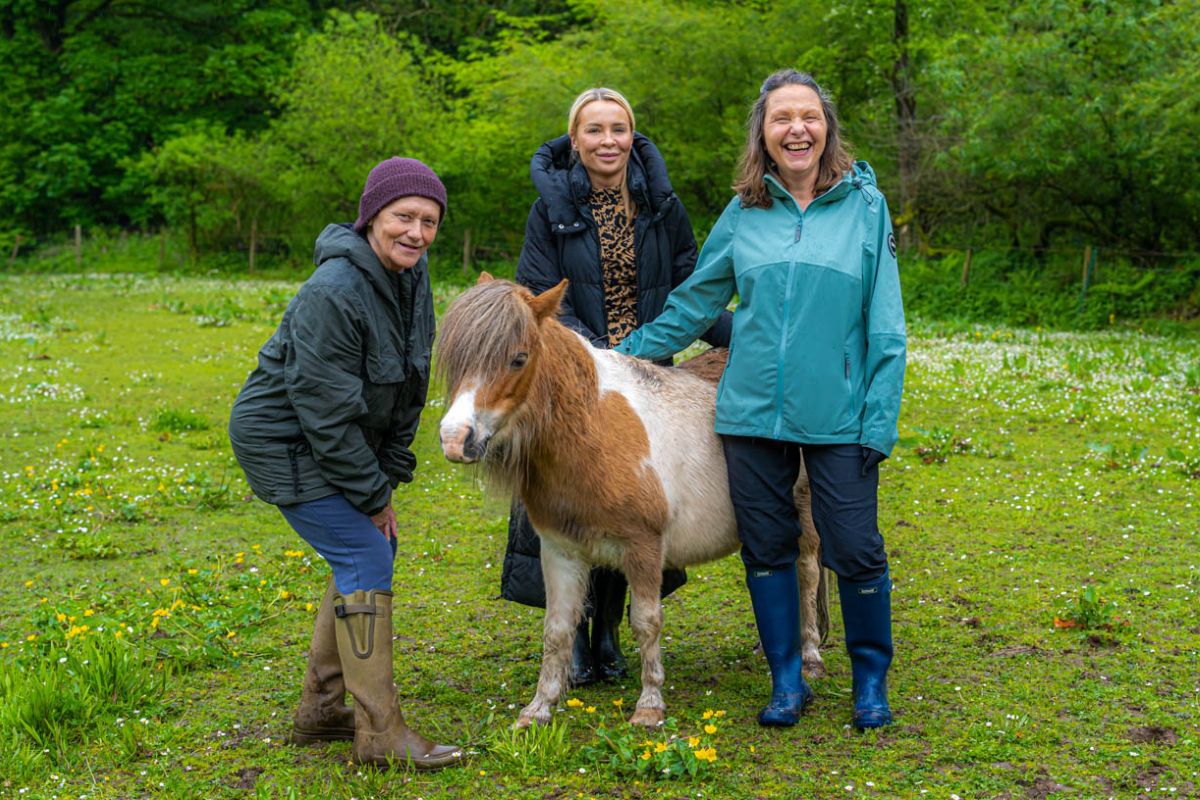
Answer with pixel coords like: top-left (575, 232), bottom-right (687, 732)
top-left (228, 223), bottom-right (435, 515)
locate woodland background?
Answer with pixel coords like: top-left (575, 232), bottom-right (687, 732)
top-left (2, 0), bottom-right (1198, 304)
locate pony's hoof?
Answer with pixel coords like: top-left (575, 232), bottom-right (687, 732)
top-left (628, 707), bottom-right (665, 728)
top-left (514, 703), bottom-right (551, 729)
top-left (802, 657), bottom-right (827, 680)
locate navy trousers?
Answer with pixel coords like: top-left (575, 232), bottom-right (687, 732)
top-left (721, 436), bottom-right (888, 583)
top-left (278, 493), bottom-right (398, 593)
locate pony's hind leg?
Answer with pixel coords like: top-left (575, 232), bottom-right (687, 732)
top-left (623, 544), bottom-right (666, 728)
top-left (795, 460), bottom-right (828, 679)
top-left (516, 538), bottom-right (589, 729)
top-left (797, 520), bottom-right (827, 679)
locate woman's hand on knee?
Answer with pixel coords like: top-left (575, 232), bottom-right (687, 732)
top-left (371, 504), bottom-right (398, 541)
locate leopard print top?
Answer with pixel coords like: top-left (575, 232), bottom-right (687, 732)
top-left (589, 186), bottom-right (637, 346)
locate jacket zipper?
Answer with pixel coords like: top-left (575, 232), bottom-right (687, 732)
top-left (774, 216), bottom-right (803, 438)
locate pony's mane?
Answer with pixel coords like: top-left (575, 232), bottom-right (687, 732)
top-left (436, 280), bottom-right (535, 397)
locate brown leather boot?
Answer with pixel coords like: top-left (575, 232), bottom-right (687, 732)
top-left (334, 589), bottom-right (464, 770)
top-left (291, 578), bottom-right (355, 744)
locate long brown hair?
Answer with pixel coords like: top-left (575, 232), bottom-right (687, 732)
top-left (732, 70), bottom-right (853, 209)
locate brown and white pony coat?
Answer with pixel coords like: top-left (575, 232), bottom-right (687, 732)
top-left (437, 276), bottom-right (824, 727)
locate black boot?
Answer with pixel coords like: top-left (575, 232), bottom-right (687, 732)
top-left (746, 567), bottom-right (813, 727)
top-left (839, 569), bottom-right (893, 730)
top-left (590, 569), bottom-right (629, 681)
top-left (568, 614), bottom-right (597, 687)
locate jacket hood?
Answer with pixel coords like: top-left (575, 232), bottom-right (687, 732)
top-left (530, 132), bottom-right (678, 228)
top-left (312, 222), bottom-right (426, 296)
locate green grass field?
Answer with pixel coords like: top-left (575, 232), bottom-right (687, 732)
top-left (1, 273), bottom-right (1197, 800)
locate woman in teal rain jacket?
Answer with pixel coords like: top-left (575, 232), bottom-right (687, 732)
top-left (616, 70), bottom-right (906, 730)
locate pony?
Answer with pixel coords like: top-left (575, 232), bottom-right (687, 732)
top-left (437, 275), bottom-right (825, 728)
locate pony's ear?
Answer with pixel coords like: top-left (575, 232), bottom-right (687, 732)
top-left (528, 279), bottom-right (568, 322)
top-left (477, 271), bottom-right (495, 284)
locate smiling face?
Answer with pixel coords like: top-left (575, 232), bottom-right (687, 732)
top-left (763, 84), bottom-right (828, 198)
top-left (570, 100), bottom-right (634, 190)
top-left (366, 195), bottom-right (441, 272)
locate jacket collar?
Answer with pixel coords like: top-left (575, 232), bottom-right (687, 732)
top-left (530, 132), bottom-right (676, 230)
top-left (312, 223), bottom-right (426, 300)
top-left (763, 160), bottom-right (877, 212)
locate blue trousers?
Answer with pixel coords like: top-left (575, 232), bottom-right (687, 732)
top-left (721, 436), bottom-right (888, 582)
top-left (278, 494), bottom-right (397, 593)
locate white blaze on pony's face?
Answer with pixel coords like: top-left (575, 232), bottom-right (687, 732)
top-left (436, 274), bottom-right (568, 464)
top-left (439, 383), bottom-right (484, 463)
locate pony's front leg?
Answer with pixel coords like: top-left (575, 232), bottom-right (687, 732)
top-left (516, 538), bottom-right (589, 729)
top-left (624, 546), bottom-right (666, 728)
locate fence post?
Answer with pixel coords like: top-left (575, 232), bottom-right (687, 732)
top-left (462, 228), bottom-right (472, 276)
top-left (74, 224), bottom-right (82, 270)
top-left (1077, 245), bottom-right (1097, 315)
top-left (248, 216), bottom-right (257, 273)
top-left (960, 248), bottom-right (973, 286)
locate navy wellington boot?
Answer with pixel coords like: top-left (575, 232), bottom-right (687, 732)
top-left (746, 567), bottom-right (814, 726)
top-left (838, 570), bottom-right (894, 730)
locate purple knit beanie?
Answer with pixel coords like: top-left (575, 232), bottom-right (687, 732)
top-left (353, 157), bottom-right (447, 233)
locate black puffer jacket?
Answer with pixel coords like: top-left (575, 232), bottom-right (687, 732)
top-left (228, 223), bottom-right (434, 516)
top-left (516, 132), bottom-right (732, 350)
top-left (502, 133), bottom-right (727, 607)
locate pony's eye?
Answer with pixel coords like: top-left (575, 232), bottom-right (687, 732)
top-left (510, 352), bottom-right (529, 370)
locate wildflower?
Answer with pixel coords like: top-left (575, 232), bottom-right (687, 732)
top-left (305, 603), bottom-right (314, 613)
top-left (585, 706), bottom-right (596, 714)
top-left (283, 550), bottom-right (304, 558)
top-left (640, 750), bottom-right (652, 761)
top-left (567, 698), bottom-right (584, 708)
top-left (24, 580), bottom-right (33, 588)
top-left (56, 612), bottom-right (67, 623)
top-left (714, 710), bottom-right (726, 717)
top-left (160, 578), bottom-right (170, 587)
top-left (114, 630), bottom-right (123, 638)
top-left (226, 630), bottom-right (237, 639)
top-left (695, 747), bottom-right (718, 763)
top-left (702, 709), bottom-right (715, 720)
top-left (750, 745), bottom-right (756, 753)
top-left (187, 569), bottom-right (198, 575)
top-left (704, 724), bottom-right (717, 735)
top-left (612, 698), bottom-right (623, 709)
top-left (280, 590), bottom-right (291, 600)
top-left (688, 737), bottom-right (699, 748)
top-left (654, 742), bottom-right (668, 754)
top-left (26, 634), bottom-right (37, 642)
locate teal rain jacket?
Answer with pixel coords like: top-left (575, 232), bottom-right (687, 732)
top-left (615, 162), bottom-right (906, 455)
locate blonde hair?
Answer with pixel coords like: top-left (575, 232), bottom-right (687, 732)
top-left (567, 87), bottom-right (637, 220)
top-left (733, 70), bottom-right (853, 209)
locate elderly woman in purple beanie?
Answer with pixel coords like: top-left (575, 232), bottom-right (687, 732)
top-left (229, 157), bottom-right (463, 770)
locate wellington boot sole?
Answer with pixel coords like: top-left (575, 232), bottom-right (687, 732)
top-left (290, 723), bottom-right (356, 745)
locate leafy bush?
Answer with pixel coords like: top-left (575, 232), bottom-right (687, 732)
top-left (902, 251), bottom-right (1200, 330)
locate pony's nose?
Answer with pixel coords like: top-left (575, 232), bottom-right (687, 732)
top-left (463, 426), bottom-right (491, 461)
